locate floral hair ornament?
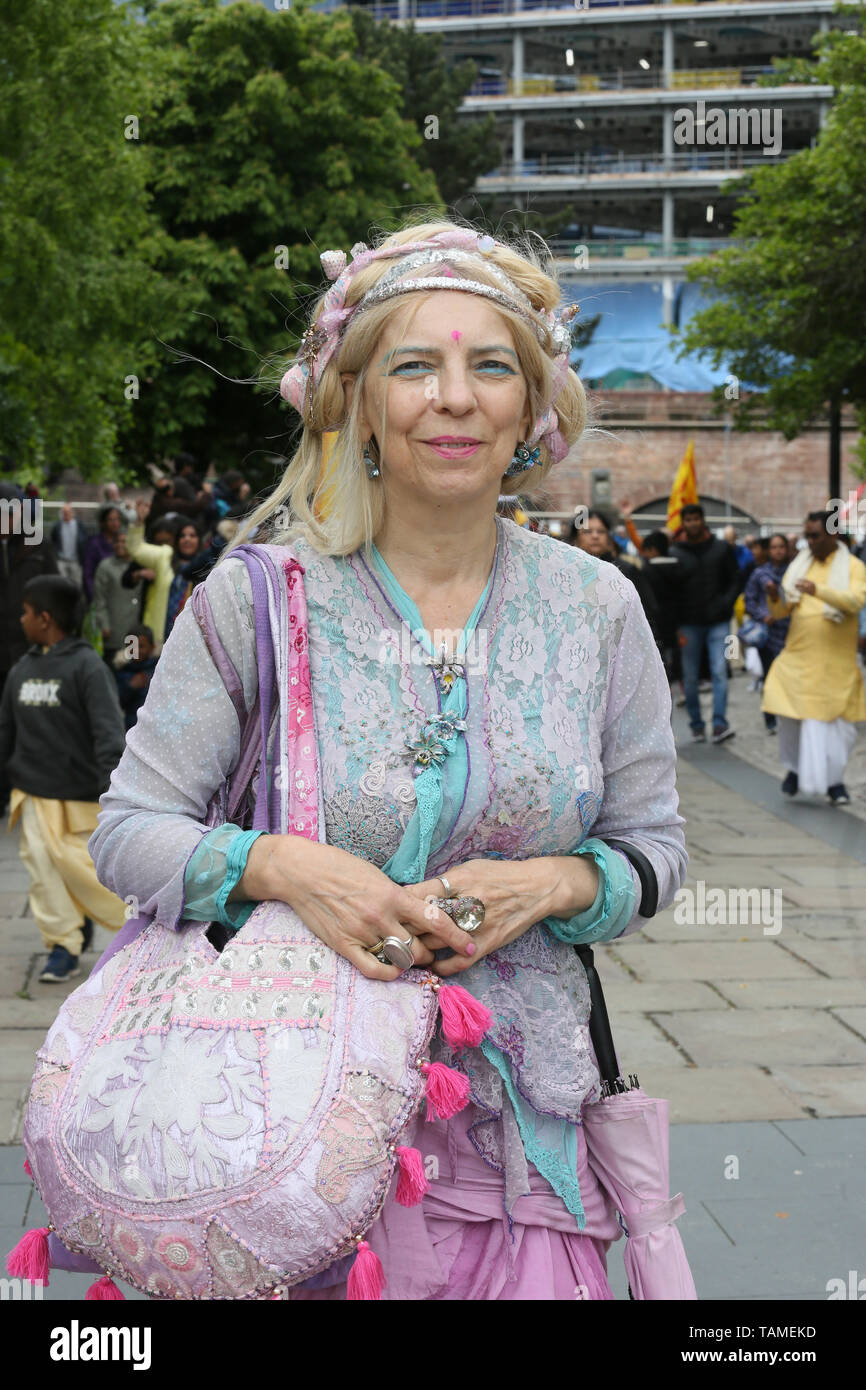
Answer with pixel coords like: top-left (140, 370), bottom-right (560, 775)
top-left (279, 231), bottom-right (581, 463)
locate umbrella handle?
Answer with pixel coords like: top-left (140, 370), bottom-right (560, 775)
top-left (574, 944), bottom-right (620, 1085)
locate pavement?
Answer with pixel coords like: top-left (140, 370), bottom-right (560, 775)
top-left (1, 666), bottom-right (864, 1300)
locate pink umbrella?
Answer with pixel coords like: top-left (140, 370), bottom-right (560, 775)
top-left (576, 945), bottom-right (697, 1300)
top-left (583, 1085), bottom-right (697, 1300)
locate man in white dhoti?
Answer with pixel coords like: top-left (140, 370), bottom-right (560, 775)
top-left (763, 511), bottom-right (866, 804)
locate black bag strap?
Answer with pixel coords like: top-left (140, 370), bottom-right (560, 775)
top-left (574, 943), bottom-right (640, 1096)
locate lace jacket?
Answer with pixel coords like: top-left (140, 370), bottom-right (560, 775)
top-left (90, 516), bottom-right (686, 1223)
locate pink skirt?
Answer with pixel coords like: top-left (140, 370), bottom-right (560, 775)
top-left (289, 1108), bottom-right (622, 1301)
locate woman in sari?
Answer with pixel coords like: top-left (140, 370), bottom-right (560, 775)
top-left (89, 219), bottom-right (686, 1300)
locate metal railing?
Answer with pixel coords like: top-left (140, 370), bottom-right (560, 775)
top-left (368, 0), bottom-right (787, 19)
top-left (546, 236), bottom-right (735, 258)
top-left (468, 64), bottom-right (791, 98)
top-left (482, 148), bottom-right (785, 177)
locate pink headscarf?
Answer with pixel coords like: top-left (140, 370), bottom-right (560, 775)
top-left (279, 228), bottom-right (576, 464)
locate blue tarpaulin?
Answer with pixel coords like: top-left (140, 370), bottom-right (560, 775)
top-left (565, 281), bottom-right (735, 391)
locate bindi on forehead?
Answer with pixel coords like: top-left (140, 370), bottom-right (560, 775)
top-left (451, 329), bottom-right (462, 341)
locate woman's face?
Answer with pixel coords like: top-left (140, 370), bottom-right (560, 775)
top-left (349, 291), bottom-right (532, 511)
top-left (177, 526), bottom-right (199, 558)
top-left (103, 508), bottom-right (122, 536)
top-left (769, 537), bottom-right (788, 566)
top-left (576, 517), bottom-right (611, 558)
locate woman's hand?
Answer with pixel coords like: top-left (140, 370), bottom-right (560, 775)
top-left (404, 855), bottom-right (600, 977)
top-left (764, 579), bottom-right (780, 600)
top-left (135, 498), bottom-right (151, 524)
top-left (236, 835), bottom-right (478, 981)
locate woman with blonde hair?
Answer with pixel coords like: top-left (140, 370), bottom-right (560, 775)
top-left (90, 218), bottom-right (686, 1299)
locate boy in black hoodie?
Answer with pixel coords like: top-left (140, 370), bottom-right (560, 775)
top-left (0, 576), bottom-right (127, 981)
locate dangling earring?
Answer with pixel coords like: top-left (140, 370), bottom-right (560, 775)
top-left (504, 441), bottom-right (541, 478)
top-left (363, 440), bottom-right (380, 479)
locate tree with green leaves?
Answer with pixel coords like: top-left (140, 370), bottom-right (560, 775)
top-left (674, 15), bottom-right (866, 481)
top-left (118, 0), bottom-right (443, 490)
top-left (0, 0), bottom-right (162, 485)
top-left (345, 8), bottom-right (500, 210)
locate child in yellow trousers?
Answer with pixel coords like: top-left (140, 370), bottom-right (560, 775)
top-left (0, 576), bottom-right (127, 981)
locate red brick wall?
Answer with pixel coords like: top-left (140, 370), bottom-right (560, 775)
top-left (541, 393), bottom-right (863, 526)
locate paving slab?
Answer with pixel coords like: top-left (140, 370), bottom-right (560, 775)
top-left (773, 1116), bottom-right (866, 1156)
top-left (657, 1008), bottom-right (866, 1068)
top-left (769, 1065), bottom-right (866, 1118)
top-left (772, 885), bottom-right (866, 911)
top-left (635, 1066), bottom-right (805, 1123)
top-left (713, 978), bottom-right (866, 1010)
top-left (0, 893), bottom-right (28, 917)
top-left (598, 980), bottom-right (726, 1013)
top-left (780, 915), bottom-right (865, 940)
top-left (777, 937), bottom-right (866, 979)
top-left (639, 917), bottom-right (798, 944)
top-left (831, 1007), bottom-right (866, 1040)
top-left (601, 1011), bottom-right (690, 1069)
top-left (698, 1194), bottom-right (861, 1301)
top-left (609, 940), bottom-right (819, 982)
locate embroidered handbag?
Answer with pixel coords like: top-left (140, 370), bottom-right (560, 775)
top-left (9, 545), bottom-right (489, 1300)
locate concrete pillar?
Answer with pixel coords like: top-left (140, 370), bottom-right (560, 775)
top-left (397, 0), bottom-right (408, 20)
top-left (662, 21), bottom-right (674, 90)
top-left (663, 107), bottom-right (674, 170)
top-left (513, 31), bottom-right (524, 98)
top-left (662, 190), bottom-right (674, 252)
top-left (661, 274), bottom-right (675, 326)
top-left (513, 114), bottom-right (524, 170)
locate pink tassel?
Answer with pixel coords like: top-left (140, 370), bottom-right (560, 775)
top-left (6, 1227), bottom-right (50, 1286)
top-left (23, 1159), bottom-right (33, 1179)
top-left (394, 1146), bottom-right (429, 1207)
top-left (438, 983), bottom-right (491, 1049)
top-left (346, 1241), bottom-right (385, 1300)
top-left (422, 1060), bottom-right (470, 1120)
top-left (86, 1275), bottom-right (125, 1301)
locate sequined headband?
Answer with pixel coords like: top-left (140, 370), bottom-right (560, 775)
top-left (279, 228), bottom-right (579, 464)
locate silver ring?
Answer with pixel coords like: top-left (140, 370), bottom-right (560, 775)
top-left (438, 875), bottom-right (453, 897)
top-left (379, 934), bottom-right (416, 971)
top-left (430, 896), bottom-right (485, 933)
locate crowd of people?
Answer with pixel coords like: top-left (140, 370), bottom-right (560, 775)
top-left (0, 463), bottom-right (252, 737)
top-left (0, 461), bottom-right (257, 982)
top-left (559, 499), bottom-right (866, 805)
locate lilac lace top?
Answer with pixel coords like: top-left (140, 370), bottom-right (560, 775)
top-left (90, 516), bottom-right (686, 1224)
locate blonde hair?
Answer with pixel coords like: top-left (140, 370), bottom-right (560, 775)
top-left (229, 217), bottom-right (587, 559)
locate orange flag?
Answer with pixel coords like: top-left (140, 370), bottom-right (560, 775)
top-left (667, 438), bottom-right (698, 533)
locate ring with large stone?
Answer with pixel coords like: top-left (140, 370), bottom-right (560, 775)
top-left (431, 896), bottom-right (486, 933)
top-left (376, 934), bottom-right (416, 971)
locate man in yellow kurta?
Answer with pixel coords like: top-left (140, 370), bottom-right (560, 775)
top-left (763, 510), bottom-right (866, 803)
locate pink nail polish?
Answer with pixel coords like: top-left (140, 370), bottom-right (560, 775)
top-left (465, 942), bottom-right (476, 955)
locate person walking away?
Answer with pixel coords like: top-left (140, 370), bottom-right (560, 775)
top-left (642, 530), bottom-right (684, 686)
top-left (671, 503), bottom-right (742, 744)
top-left (50, 502), bottom-right (89, 589)
top-left (113, 625), bottom-right (159, 731)
top-left (0, 576), bottom-right (127, 981)
top-left (763, 512), bottom-right (866, 804)
top-left (744, 534), bottom-right (791, 733)
top-left (81, 504), bottom-right (124, 602)
top-left (91, 531), bottom-right (145, 667)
